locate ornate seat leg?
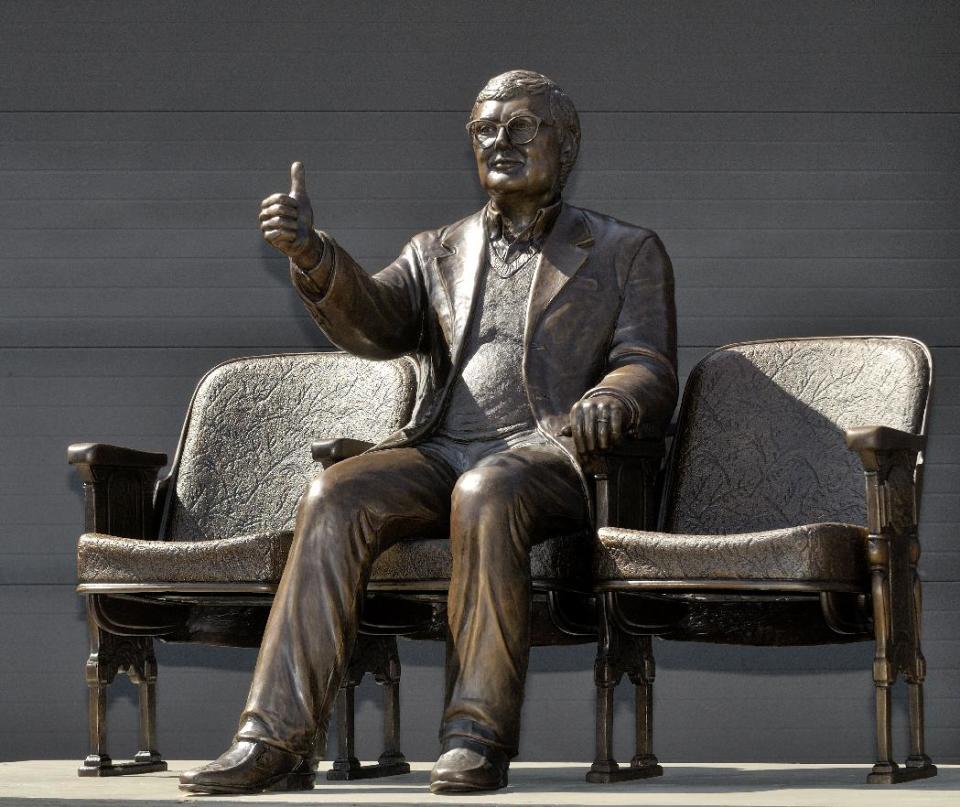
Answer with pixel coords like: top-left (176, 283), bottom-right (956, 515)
top-left (129, 648), bottom-right (165, 769)
top-left (80, 625), bottom-right (112, 776)
top-left (376, 662), bottom-right (408, 773)
top-left (587, 593), bottom-right (662, 784)
top-left (860, 448), bottom-right (938, 784)
top-left (587, 593), bottom-right (622, 783)
top-left (905, 538), bottom-right (936, 778)
top-left (78, 605), bottom-right (167, 777)
top-left (326, 634), bottom-right (410, 780)
top-left (866, 533), bottom-right (937, 784)
top-left (906, 677), bottom-right (936, 773)
top-left (327, 687), bottom-right (363, 779)
top-left (866, 534), bottom-right (900, 784)
top-left (628, 634), bottom-right (662, 776)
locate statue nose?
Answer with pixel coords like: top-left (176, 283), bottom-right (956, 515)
top-left (493, 124), bottom-right (512, 148)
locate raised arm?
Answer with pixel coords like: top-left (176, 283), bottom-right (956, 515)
top-left (260, 162), bottom-right (423, 359)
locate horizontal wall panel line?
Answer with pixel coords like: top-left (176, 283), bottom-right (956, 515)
top-left (2, 199), bottom-right (959, 204)
top-left (6, 313), bottom-right (959, 320)
top-left (4, 169), bottom-right (958, 175)
top-left (10, 227), bottom-right (960, 233)
top-left (6, 345), bottom-right (960, 351)
top-left (5, 109), bottom-right (960, 115)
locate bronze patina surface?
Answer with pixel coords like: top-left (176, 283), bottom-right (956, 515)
top-left (178, 69), bottom-right (677, 796)
top-left (69, 70), bottom-right (675, 794)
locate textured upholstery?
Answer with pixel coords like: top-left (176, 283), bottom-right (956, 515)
top-left (78, 531), bottom-right (292, 585)
top-left (597, 337), bottom-right (930, 589)
top-left (595, 522), bottom-right (868, 587)
top-left (661, 338), bottom-right (929, 534)
top-left (78, 351), bottom-right (593, 593)
top-left (162, 352), bottom-right (417, 542)
top-left (77, 531), bottom-right (591, 588)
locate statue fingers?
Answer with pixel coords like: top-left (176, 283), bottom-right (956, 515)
top-left (570, 404), bottom-right (587, 456)
top-left (261, 193), bottom-right (297, 209)
top-left (259, 203), bottom-right (297, 222)
top-left (595, 401), bottom-right (611, 450)
top-left (260, 216), bottom-right (297, 232)
top-left (581, 401), bottom-right (598, 453)
top-left (609, 403), bottom-right (625, 445)
top-left (263, 228), bottom-right (297, 244)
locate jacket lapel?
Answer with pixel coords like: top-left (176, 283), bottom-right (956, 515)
top-left (524, 204), bottom-right (593, 348)
top-left (434, 209), bottom-right (486, 358)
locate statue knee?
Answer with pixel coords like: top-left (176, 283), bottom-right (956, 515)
top-left (297, 464), bottom-right (368, 530)
top-left (451, 463), bottom-right (520, 524)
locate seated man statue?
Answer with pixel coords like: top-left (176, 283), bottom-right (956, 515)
top-left (180, 69), bottom-right (677, 796)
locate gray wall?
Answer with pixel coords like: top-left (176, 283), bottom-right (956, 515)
top-left (1, 0), bottom-right (958, 765)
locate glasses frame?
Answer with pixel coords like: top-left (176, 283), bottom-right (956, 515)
top-left (465, 113), bottom-right (552, 148)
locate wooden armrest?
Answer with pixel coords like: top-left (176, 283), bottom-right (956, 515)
top-left (311, 438), bottom-right (374, 469)
top-left (845, 426), bottom-right (925, 454)
top-left (67, 443), bottom-right (166, 538)
top-left (68, 442), bottom-right (168, 469)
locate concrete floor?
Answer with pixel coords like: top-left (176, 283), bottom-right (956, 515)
top-left (0, 761), bottom-right (956, 806)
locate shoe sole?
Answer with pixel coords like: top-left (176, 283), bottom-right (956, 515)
top-left (179, 771), bottom-right (315, 795)
top-left (430, 774), bottom-right (508, 794)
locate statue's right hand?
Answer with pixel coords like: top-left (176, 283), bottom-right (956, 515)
top-left (259, 161), bottom-right (323, 270)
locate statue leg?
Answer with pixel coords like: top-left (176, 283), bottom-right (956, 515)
top-left (236, 447), bottom-right (457, 758)
top-left (441, 445), bottom-right (589, 757)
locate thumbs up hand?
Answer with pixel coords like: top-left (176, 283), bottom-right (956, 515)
top-left (259, 161), bottom-right (323, 270)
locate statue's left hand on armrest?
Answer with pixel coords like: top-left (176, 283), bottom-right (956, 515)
top-left (566, 394), bottom-right (633, 455)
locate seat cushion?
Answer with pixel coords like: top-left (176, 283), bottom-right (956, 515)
top-left (77, 531), bottom-right (592, 591)
top-left (594, 522), bottom-right (868, 590)
top-left (77, 531), bottom-right (294, 586)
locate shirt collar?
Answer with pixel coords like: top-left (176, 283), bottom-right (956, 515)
top-left (484, 198), bottom-right (562, 246)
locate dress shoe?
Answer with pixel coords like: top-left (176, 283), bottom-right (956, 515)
top-left (430, 743), bottom-right (509, 794)
top-left (179, 739), bottom-right (314, 795)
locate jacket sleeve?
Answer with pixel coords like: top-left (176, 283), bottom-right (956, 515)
top-left (290, 231), bottom-right (425, 360)
top-left (583, 232), bottom-right (678, 434)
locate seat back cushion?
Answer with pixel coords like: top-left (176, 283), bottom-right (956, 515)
top-left (661, 337), bottom-right (931, 534)
top-left (161, 352), bottom-right (417, 541)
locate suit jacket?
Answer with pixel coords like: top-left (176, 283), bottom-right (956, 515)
top-left (291, 202), bottom-right (678, 485)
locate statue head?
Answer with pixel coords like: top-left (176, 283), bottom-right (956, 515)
top-left (467, 70), bottom-right (581, 205)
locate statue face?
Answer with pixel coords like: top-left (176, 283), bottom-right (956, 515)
top-left (471, 93), bottom-right (563, 202)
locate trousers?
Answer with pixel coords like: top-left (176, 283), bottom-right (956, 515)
top-left (236, 434), bottom-right (589, 758)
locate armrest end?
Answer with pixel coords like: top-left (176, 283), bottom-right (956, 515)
top-left (67, 444), bottom-right (166, 538)
top-left (845, 426), bottom-right (925, 454)
top-left (68, 443), bottom-right (168, 468)
top-left (311, 438), bottom-right (375, 468)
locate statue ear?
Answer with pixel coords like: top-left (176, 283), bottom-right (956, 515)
top-left (559, 129), bottom-right (579, 169)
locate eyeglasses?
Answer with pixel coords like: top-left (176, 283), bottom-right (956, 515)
top-left (465, 114), bottom-right (551, 148)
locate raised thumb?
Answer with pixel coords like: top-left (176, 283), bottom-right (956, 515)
top-left (290, 161), bottom-right (307, 198)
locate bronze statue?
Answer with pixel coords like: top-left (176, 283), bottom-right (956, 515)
top-left (179, 69), bottom-right (677, 796)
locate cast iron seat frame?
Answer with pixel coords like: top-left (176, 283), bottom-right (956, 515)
top-left (587, 336), bottom-right (937, 785)
top-left (70, 350), bottom-right (664, 780)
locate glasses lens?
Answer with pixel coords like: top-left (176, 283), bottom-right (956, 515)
top-left (506, 116), bottom-right (539, 144)
top-left (470, 121), bottom-right (499, 147)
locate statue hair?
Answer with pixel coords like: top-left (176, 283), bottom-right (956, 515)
top-left (472, 69), bottom-right (581, 188)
